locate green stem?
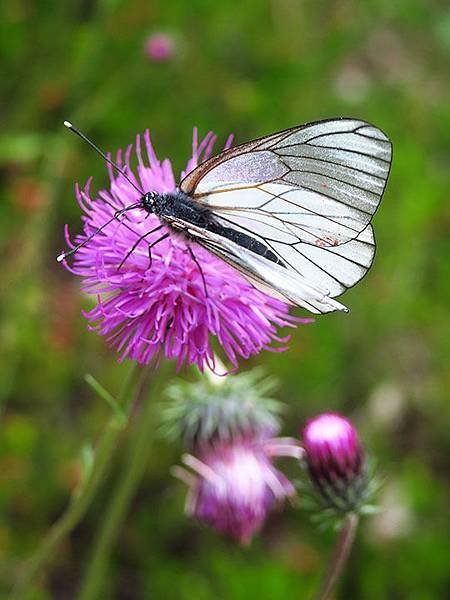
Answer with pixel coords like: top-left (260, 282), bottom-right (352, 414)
top-left (10, 364), bottom-right (142, 600)
top-left (78, 369), bottom-right (160, 600)
top-left (315, 515), bottom-right (359, 600)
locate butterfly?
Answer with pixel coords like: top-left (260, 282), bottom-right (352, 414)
top-left (59, 118), bottom-right (392, 314)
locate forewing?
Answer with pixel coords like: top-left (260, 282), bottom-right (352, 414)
top-left (180, 119), bottom-right (391, 248)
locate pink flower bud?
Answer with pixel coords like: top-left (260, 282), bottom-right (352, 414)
top-left (302, 413), bottom-right (366, 510)
top-left (144, 33), bottom-right (175, 63)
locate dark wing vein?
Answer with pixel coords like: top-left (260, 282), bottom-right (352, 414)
top-left (255, 185), bottom-right (362, 236)
top-left (303, 143), bottom-right (391, 164)
top-left (272, 152), bottom-right (388, 181)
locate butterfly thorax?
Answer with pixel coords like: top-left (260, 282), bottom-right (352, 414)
top-left (141, 191), bottom-right (213, 228)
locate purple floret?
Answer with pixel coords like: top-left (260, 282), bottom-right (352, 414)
top-left (178, 435), bottom-right (301, 544)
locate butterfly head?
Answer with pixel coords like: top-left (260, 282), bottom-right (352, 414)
top-left (141, 191), bottom-right (159, 213)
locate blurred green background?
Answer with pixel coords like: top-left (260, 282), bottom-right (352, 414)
top-left (1, 0), bottom-right (449, 598)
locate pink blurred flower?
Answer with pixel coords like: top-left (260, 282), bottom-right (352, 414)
top-left (61, 130), bottom-right (307, 370)
top-left (176, 434), bottom-right (302, 545)
top-left (144, 33), bottom-right (175, 62)
top-left (302, 413), bottom-right (366, 511)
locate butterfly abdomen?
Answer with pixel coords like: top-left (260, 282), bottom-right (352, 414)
top-left (206, 222), bottom-right (285, 267)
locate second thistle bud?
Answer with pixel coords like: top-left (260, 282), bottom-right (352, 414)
top-left (301, 413), bottom-right (369, 515)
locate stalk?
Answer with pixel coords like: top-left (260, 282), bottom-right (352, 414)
top-left (78, 370), bottom-right (160, 600)
top-left (315, 514), bottom-right (359, 600)
top-left (10, 364), bottom-right (146, 599)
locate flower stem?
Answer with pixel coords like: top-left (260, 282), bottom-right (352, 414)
top-left (9, 364), bottom-right (143, 600)
top-left (315, 514), bottom-right (359, 600)
top-left (77, 369), bottom-right (160, 600)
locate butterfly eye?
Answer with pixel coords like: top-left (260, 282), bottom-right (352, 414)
top-left (142, 192), bottom-right (157, 210)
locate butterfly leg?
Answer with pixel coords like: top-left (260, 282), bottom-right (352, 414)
top-left (118, 224), bottom-right (164, 270)
top-left (146, 233), bottom-right (170, 270)
top-left (187, 244), bottom-right (208, 297)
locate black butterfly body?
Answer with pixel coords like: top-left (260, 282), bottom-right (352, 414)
top-left (141, 191), bottom-right (284, 267)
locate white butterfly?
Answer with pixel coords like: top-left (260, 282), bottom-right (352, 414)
top-left (170, 118), bottom-right (392, 314)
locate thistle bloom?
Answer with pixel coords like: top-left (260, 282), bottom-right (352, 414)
top-left (144, 33), bottom-right (175, 62)
top-left (62, 130), bottom-right (307, 370)
top-left (302, 413), bottom-right (366, 512)
top-left (177, 434), bottom-right (301, 545)
top-left (168, 368), bottom-right (302, 543)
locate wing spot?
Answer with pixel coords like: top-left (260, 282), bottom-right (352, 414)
top-left (314, 236), bottom-right (339, 248)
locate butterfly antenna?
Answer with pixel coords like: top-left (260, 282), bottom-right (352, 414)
top-left (63, 121), bottom-right (144, 196)
top-left (56, 203), bottom-right (141, 262)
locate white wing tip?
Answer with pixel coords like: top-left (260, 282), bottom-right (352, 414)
top-left (327, 297), bottom-right (349, 313)
top-left (310, 295), bottom-right (348, 314)
top-left (285, 290), bottom-right (349, 314)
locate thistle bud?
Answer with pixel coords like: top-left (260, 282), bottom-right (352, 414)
top-left (302, 413), bottom-right (368, 514)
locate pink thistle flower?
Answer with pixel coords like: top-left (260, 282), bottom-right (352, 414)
top-left (144, 33), bottom-right (175, 62)
top-left (302, 413), bottom-right (366, 511)
top-left (175, 434), bottom-right (302, 545)
top-left (61, 130), bottom-right (308, 371)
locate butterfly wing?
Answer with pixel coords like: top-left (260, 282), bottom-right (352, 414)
top-left (179, 118), bottom-right (391, 310)
top-left (181, 119), bottom-right (391, 246)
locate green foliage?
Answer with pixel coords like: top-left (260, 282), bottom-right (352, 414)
top-left (0, 0), bottom-right (448, 598)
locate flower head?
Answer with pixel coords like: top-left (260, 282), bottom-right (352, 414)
top-left (144, 33), bottom-right (175, 62)
top-left (177, 434), bottom-right (300, 545)
top-left (301, 413), bottom-right (368, 514)
top-left (61, 130), bottom-right (307, 370)
top-left (169, 367), bottom-right (302, 544)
